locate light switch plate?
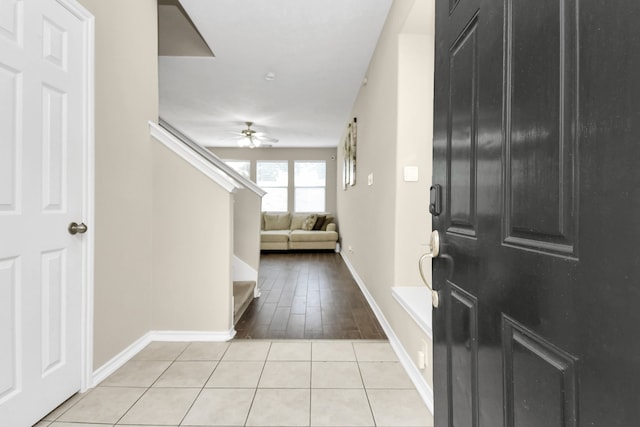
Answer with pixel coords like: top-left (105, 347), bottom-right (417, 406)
top-left (403, 166), bottom-right (419, 182)
top-left (368, 173), bottom-right (374, 186)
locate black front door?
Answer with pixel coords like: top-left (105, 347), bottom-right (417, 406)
top-left (432, 0), bottom-right (640, 425)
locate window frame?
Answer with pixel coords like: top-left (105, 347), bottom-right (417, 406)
top-left (294, 160), bottom-right (327, 212)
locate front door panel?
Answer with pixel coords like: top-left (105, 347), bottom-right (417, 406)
top-left (447, 14), bottom-right (478, 239)
top-left (446, 282), bottom-right (478, 427)
top-left (433, 0), bottom-right (640, 425)
top-left (502, 316), bottom-right (577, 427)
top-left (504, 0), bottom-right (578, 256)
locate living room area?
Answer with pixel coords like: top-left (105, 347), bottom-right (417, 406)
top-left (208, 145), bottom-right (386, 339)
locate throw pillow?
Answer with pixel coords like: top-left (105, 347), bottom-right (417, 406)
top-left (302, 214), bottom-right (318, 230)
top-left (313, 215), bottom-right (326, 230)
top-left (321, 215), bottom-right (334, 230)
top-left (264, 213), bottom-right (291, 230)
top-left (290, 213), bottom-right (307, 230)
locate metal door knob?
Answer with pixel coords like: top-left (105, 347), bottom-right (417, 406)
top-left (419, 230), bottom-right (440, 307)
top-left (68, 222), bottom-right (88, 235)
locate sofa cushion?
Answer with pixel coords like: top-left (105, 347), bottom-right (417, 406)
top-left (289, 230), bottom-right (338, 242)
top-left (302, 214), bottom-right (318, 230)
top-left (261, 230), bottom-right (291, 242)
top-left (290, 213), bottom-right (308, 230)
top-left (312, 215), bottom-right (326, 230)
top-left (264, 212), bottom-right (291, 230)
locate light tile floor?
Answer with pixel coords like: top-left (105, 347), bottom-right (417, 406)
top-left (38, 340), bottom-right (433, 427)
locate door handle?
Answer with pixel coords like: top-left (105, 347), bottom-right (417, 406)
top-left (68, 222), bottom-right (88, 235)
top-left (419, 230), bottom-right (440, 308)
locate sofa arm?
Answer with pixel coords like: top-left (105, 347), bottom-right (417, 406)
top-left (326, 223), bottom-right (336, 232)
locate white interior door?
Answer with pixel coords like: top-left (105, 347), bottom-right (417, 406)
top-left (0, 0), bottom-right (86, 425)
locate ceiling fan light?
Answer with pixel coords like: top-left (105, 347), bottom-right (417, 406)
top-left (234, 122), bottom-right (276, 148)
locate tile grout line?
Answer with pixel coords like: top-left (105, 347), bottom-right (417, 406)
top-left (241, 341), bottom-right (272, 426)
top-left (112, 343), bottom-right (188, 426)
top-left (177, 342), bottom-right (232, 426)
top-left (309, 355), bottom-right (313, 427)
top-left (354, 341), bottom-right (380, 427)
top-left (41, 388), bottom-right (89, 423)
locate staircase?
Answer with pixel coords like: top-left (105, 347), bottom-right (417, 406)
top-left (233, 281), bottom-right (256, 324)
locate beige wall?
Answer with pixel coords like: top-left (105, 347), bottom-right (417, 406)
top-left (395, 31), bottom-right (434, 286)
top-left (152, 142), bottom-right (233, 331)
top-left (212, 147), bottom-right (338, 215)
top-left (78, 0), bottom-right (158, 368)
top-left (337, 0), bottom-right (435, 388)
top-left (233, 189), bottom-right (262, 273)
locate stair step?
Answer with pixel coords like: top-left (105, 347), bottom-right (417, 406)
top-left (233, 281), bottom-right (256, 323)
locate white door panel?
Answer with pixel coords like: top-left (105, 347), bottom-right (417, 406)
top-left (0, 0), bottom-right (86, 425)
top-left (0, 257), bottom-right (20, 404)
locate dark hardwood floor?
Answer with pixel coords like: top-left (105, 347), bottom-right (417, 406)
top-left (235, 252), bottom-right (387, 339)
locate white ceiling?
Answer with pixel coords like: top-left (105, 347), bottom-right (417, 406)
top-left (158, 0), bottom-right (393, 148)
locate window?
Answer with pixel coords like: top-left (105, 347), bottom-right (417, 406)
top-left (224, 160), bottom-right (250, 179)
top-left (257, 161), bottom-right (288, 211)
top-left (295, 161), bottom-right (326, 212)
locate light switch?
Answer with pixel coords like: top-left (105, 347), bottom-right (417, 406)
top-left (403, 166), bottom-right (419, 182)
top-left (368, 173), bottom-right (374, 186)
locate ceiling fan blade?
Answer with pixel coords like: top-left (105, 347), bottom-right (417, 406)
top-left (254, 137), bottom-right (279, 143)
top-left (227, 131), bottom-right (246, 137)
top-left (227, 122), bottom-right (279, 146)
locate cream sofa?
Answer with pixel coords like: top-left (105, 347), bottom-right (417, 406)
top-left (261, 212), bottom-right (338, 251)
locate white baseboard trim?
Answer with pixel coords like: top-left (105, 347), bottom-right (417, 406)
top-left (91, 328), bottom-right (236, 387)
top-left (150, 329), bottom-right (236, 342)
top-left (91, 332), bottom-right (152, 387)
top-left (341, 253), bottom-right (434, 414)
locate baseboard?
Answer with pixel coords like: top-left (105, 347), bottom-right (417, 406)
top-left (341, 253), bottom-right (434, 414)
top-left (150, 329), bottom-right (236, 342)
top-left (91, 328), bottom-right (236, 387)
top-left (91, 332), bottom-right (152, 387)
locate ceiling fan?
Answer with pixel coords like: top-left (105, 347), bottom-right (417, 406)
top-left (232, 122), bottom-right (279, 148)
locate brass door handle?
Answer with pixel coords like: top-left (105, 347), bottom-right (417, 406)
top-left (419, 230), bottom-right (440, 308)
top-left (68, 222), bottom-right (88, 235)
